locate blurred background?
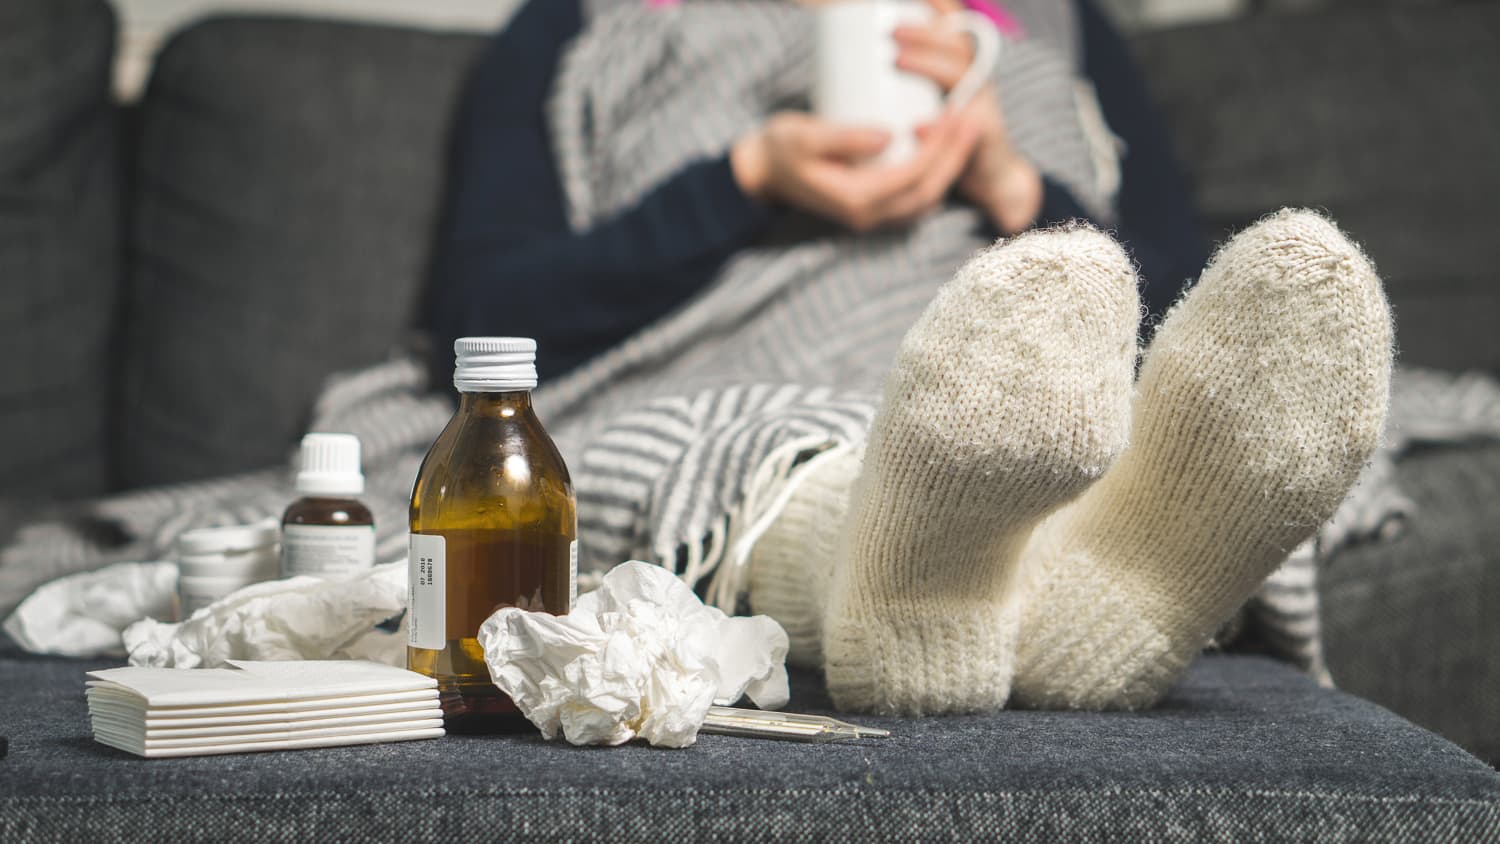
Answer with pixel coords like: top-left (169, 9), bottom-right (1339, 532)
top-left (2, 0), bottom-right (1497, 760)
top-left (13, 0), bottom-right (1487, 487)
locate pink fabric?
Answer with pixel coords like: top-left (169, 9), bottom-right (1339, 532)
top-left (645, 0), bottom-right (1024, 39)
top-left (964, 0), bottom-right (1024, 38)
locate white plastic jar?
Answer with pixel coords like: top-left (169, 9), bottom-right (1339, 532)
top-left (175, 519), bottom-right (280, 618)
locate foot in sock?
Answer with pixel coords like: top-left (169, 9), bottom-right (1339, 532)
top-left (1010, 210), bottom-right (1393, 710)
top-left (818, 226), bottom-right (1140, 715)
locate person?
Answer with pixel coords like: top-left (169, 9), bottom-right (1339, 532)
top-left (425, 0), bottom-right (1394, 716)
top-left (426, 0), bottom-right (1206, 382)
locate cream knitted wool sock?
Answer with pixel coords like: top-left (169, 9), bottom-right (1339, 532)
top-left (821, 227), bottom-right (1139, 715)
top-left (1011, 210), bottom-right (1393, 710)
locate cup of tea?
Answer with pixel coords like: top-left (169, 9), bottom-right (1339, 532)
top-left (812, 0), bottom-right (1001, 165)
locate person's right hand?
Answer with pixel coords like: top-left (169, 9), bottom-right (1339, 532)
top-left (731, 111), bottom-right (981, 233)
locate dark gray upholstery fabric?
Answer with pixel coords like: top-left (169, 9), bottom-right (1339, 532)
top-left (0, 0), bottom-right (118, 499)
top-left (1130, 4), bottom-right (1500, 372)
top-left (116, 19), bottom-right (485, 488)
top-left (1320, 441), bottom-right (1500, 765)
top-left (2, 654), bottom-right (1498, 841)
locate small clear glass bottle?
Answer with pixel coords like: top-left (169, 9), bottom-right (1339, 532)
top-left (407, 337), bottom-right (577, 732)
top-left (281, 433), bottom-right (375, 579)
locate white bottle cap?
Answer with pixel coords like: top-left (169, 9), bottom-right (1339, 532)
top-left (295, 433), bottom-right (365, 496)
top-left (453, 337), bottom-right (538, 393)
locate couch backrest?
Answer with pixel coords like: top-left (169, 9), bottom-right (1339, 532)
top-left (115, 16), bottom-right (485, 489)
top-left (1131, 4), bottom-right (1500, 373)
top-left (0, 0), bottom-right (119, 500)
top-left (14, 4), bottom-right (1497, 497)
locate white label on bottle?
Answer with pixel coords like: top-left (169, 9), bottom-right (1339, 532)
top-left (569, 540), bottom-right (578, 611)
top-left (408, 534), bottom-right (446, 650)
top-left (281, 525), bottom-right (375, 579)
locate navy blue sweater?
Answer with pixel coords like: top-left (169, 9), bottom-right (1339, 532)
top-left (428, 0), bottom-right (1206, 382)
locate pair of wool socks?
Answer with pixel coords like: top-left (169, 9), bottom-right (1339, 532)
top-left (747, 210), bottom-right (1393, 713)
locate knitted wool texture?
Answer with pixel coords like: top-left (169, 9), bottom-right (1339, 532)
top-left (1010, 210), bottom-right (1393, 709)
top-left (748, 211), bottom-right (1392, 715)
top-left (820, 227), bottom-right (1140, 715)
top-left (745, 445), bottom-right (863, 669)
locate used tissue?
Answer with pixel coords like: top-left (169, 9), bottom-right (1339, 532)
top-left (123, 562), bottom-right (408, 668)
top-left (479, 561), bottom-right (789, 748)
top-left (3, 561), bottom-right (178, 657)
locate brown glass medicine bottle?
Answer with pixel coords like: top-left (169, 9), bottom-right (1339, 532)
top-left (407, 337), bottom-right (577, 732)
top-left (281, 433), bottom-right (375, 579)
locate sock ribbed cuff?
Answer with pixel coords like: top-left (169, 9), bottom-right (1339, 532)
top-left (824, 596), bottom-right (1021, 715)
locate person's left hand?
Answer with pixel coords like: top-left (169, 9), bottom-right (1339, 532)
top-left (893, 0), bottom-right (1043, 234)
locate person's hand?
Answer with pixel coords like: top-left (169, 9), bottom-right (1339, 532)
top-left (894, 0), bottom-right (1043, 234)
top-left (731, 111), bottom-right (981, 233)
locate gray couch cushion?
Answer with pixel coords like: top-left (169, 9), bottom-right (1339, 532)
top-left (1320, 441), bottom-right (1500, 765)
top-left (0, 0), bottom-right (118, 499)
top-left (2, 654), bottom-right (1498, 841)
top-left (1130, 4), bottom-right (1500, 372)
top-left (116, 18), bottom-right (485, 488)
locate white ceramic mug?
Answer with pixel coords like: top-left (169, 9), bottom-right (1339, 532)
top-left (812, 0), bottom-right (1001, 165)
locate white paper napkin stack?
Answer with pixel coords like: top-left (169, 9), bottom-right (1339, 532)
top-left (86, 660), bottom-right (444, 758)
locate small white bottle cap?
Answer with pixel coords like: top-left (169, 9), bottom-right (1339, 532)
top-left (453, 337), bottom-right (538, 393)
top-left (295, 433), bottom-right (365, 496)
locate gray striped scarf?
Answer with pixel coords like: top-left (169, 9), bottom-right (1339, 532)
top-left (534, 0), bottom-right (1117, 576)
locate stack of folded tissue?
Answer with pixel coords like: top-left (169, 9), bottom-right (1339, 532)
top-left (87, 659), bottom-right (444, 758)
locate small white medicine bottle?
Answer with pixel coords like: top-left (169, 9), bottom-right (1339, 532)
top-left (280, 433), bottom-right (376, 579)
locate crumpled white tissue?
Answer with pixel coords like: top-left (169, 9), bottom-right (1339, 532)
top-left (122, 562), bottom-right (408, 668)
top-left (3, 561), bottom-right (178, 657)
top-left (478, 560), bottom-right (790, 748)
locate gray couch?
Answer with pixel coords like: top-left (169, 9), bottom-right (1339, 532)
top-left (5, 654), bottom-right (1500, 841)
top-left (2, 1), bottom-right (1498, 839)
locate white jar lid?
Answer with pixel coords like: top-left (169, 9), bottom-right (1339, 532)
top-left (176, 518), bottom-right (280, 556)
